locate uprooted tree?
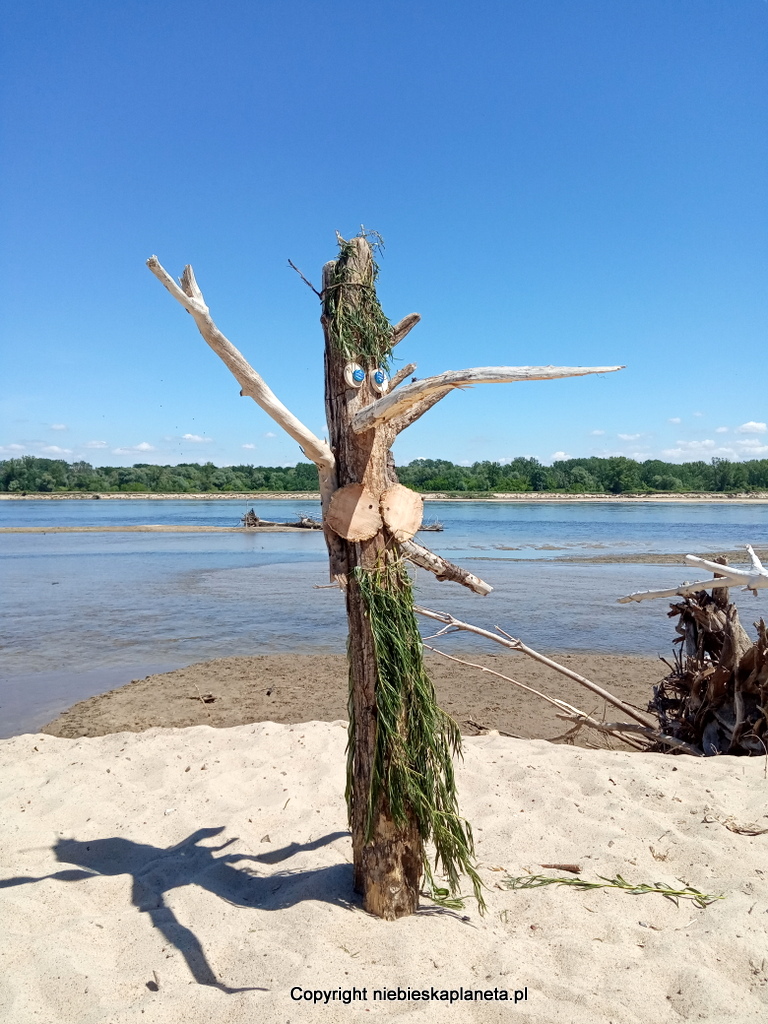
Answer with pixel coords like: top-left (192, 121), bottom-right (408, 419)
top-left (620, 547), bottom-right (768, 756)
top-left (147, 233), bottom-right (622, 919)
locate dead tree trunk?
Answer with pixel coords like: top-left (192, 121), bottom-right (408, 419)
top-left (146, 233), bottom-right (622, 920)
top-left (320, 239), bottom-right (422, 917)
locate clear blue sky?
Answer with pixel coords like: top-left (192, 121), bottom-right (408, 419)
top-left (1, 1), bottom-right (766, 470)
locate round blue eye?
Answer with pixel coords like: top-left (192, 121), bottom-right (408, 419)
top-left (374, 370), bottom-right (385, 385)
top-left (352, 368), bottom-right (365, 383)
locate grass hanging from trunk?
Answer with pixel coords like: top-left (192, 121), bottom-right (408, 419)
top-left (323, 235), bottom-right (393, 369)
top-left (352, 561), bottom-right (485, 911)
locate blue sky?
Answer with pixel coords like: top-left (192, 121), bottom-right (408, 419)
top-left (1, 0), bottom-right (766, 469)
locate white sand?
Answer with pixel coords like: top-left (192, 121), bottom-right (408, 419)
top-left (2, 722), bottom-right (767, 1023)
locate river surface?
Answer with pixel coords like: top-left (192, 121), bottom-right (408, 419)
top-left (2, 498), bottom-right (767, 736)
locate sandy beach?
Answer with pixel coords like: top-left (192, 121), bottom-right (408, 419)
top-left (2, 720), bottom-right (767, 1023)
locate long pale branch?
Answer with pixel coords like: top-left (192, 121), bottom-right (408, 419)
top-left (401, 539), bottom-right (493, 595)
top-left (414, 606), bottom-right (658, 730)
top-left (352, 364), bottom-right (624, 433)
top-left (146, 257), bottom-right (337, 506)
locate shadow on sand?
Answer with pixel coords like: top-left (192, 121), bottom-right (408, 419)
top-left (1, 826), bottom-right (352, 992)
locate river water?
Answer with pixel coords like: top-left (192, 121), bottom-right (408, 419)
top-left (2, 498), bottom-right (766, 736)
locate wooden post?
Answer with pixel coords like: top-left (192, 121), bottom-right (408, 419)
top-left (146, 234), bottom-right (623, 921)
top-left (320, 238), bottom-right (423, 918)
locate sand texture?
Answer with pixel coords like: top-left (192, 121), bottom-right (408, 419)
top-left (1, 721), bottom-right (767, 1023)
top-left (42, 652), bottom-right (663, 751)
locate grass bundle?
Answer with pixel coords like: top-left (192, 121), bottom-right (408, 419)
top-left (352, 561), bottom-right (485, 911)
top-left (323, 235), bottom-right (393, 369)
top-left (504, 873), bottom-right (724, 909)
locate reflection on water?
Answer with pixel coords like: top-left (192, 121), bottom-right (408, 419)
top-left (2, 499), bottom-right (767, 736)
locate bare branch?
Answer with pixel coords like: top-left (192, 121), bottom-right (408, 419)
top-left (146, 256), bottom-right (336, 507)
top-left (288, 260), bottom-right (322, 298)
top-left (426, 645), bottom-right (650, 750)
top-left (351, 364), bottom-right (625, 433)
top-left (389, 387), bottom-right (454, 435)
top-left (413, 606), bottom-right (658, 729)
top-left (391, 313), bottom-right (421, 347)
top-left (401, 540), bottom-right (493, 595)
top-left (389, 363), bottom-right (417, 390)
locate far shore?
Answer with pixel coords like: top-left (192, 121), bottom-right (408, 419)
top-left (3, 490), bottom-right (768, 503)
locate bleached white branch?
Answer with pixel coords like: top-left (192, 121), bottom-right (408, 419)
top-left (351, 364), bottom-right (624, 433)
top-left (147, 256), bottom-right (337, 506)
top-left (414, 606), bottom-right (658, 729)
top-left (618, 545), bottom-right (768, 603)
top-left (401, 539), bottom-right (493, 595)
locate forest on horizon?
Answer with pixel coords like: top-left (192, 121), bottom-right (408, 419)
top-left (2, 454), bottom-right (768, 495)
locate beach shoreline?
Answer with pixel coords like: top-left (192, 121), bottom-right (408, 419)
top-left (2, 490), bottom-right (768, 503)
top-left (39, 650), bottom-right (664, 752)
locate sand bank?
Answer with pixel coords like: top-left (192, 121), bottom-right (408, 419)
top-left (0, 524), bottom-right (313, 534)
top-left (1, 721), bottom-right (766, 1022)
top-left (42, 652), bottom-right (662, 752)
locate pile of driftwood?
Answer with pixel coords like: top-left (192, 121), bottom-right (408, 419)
top-left (651, 581), bottom-right (768, 756)
top-left (240, 507), bottom-right (443, 532)
top-left (240, 508), bottom-right (322, 529)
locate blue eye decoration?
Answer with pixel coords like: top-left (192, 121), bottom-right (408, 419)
top-left (370, 367), bottom-right (389, 394)
top-left (344, 362), bottom-right (365, 389)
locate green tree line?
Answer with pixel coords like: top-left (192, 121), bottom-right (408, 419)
top-left (3, 454), bottom-right (768, 494)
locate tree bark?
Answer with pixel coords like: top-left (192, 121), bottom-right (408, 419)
top-left (321, 240), bottom-right (423, 918)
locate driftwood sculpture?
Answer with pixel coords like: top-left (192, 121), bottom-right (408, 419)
top-left (620, 550), bottom-right (768, 756)
top-left (147, 233), bottom-right (622, 918)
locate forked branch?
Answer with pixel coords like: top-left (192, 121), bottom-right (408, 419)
top-left (352, 364), bottom-right (624, 433)
top-left (414, 606), bottom-right (658, 730)
top-left (146, 257), bottom-right (337, 505)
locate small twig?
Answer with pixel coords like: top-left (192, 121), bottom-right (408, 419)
top-left (504, 873), bottom-right (724, 909)
top-left (288, 260), bottom-right (322, 298)
top-left (425, 645), bottom-right (649, 751)
top-left (390, 363), bottom-right (417, 389)
top-left (464, 718), bottom-right (521, 738)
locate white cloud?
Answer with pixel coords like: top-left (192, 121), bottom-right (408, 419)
top-left (264, 431), bottom-right (276, 439)
top-left (41, 445), bottom-right (72, 455)
top-left (182, 433), bottom-right (213, 443)
top-left (693, 411), bottom-right (704, 418)
top-left (50, 423), bottom-right (67, 431)
top-left (0, 443), bottom-right (26, 453)
top-left (618, 433), bottom-right (642, 441)
top-left (662, 440), bottom-right (736, 459)
top-left (551, 451), bottom-right (569, 461)
top-left (668, 417), bottom-right (681, 424)
top-left (589, 429), bottom-right (605, 436)
top-left (715, 427), bottom-right (729, 434)
top-left (241, 443), bottom-right (256, 450)
top-left (84, 440), bottom-right (109, 449)
top-left (736, 439), bottom-right (768, 455)
top-left (112, 442), bottom-right (156, 454)
top-left (737, 421), bottom-right (767, 434)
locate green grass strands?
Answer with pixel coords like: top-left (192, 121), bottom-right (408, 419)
top-left (323, 235), bottom-right (394, 369)
top-left (504, 873), bottom-right (724, 909)
top-left (353, 561), bottom-right (486, 912)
